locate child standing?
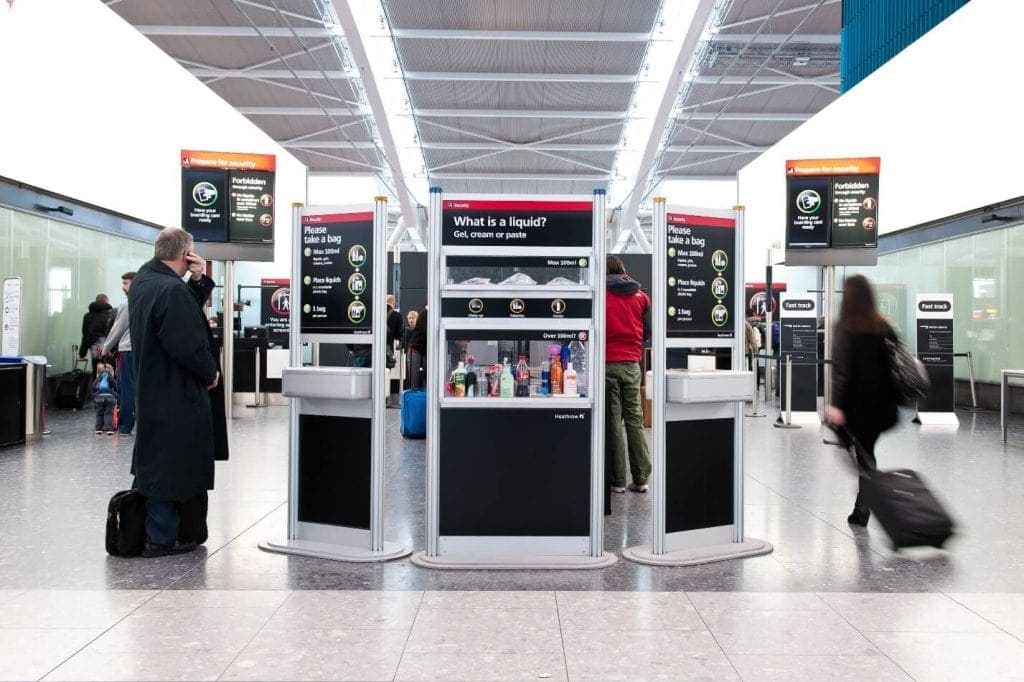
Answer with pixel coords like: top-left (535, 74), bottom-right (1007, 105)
top-left (93, 363), bottom-right (118, 435)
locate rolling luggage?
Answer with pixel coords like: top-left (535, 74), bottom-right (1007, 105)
top-left (834, 425), bottom-right (955, 550)
top-left (400, 388), bottom-right (426, 439)
top-left (105, 489), bottom-right (147, 557)
top-left (53, 369), bottom-right (91, 410)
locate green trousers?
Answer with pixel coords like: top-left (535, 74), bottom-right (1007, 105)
top-left (605, 361), bottom-right (651, 487)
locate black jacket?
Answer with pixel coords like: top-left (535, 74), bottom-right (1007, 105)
top-left (386, 306), bottom-right (403, 348)
top-left (831, 323), bottom-right (899, 437)
top-left (129, 260), bottom-right (218, 502)
top-left (187, 275), bottom-right (229, 462)
top-left (408, 309), bottom-right (427, 354)
top-left (80, 300), bottom-right (113, 357)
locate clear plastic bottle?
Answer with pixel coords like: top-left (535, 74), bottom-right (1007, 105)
top-left (563, 362), bottom-right (578, 397)
top-left (514, 354), bottom-right (531, 397)
top-left (568, 338), bottom-right (587, 397)
top-left (499, 359), bottom-right (514, 398)
top-left (550, 353), bottom-right (563, 395)
top-left (540, 359), bottom-right (551, 395)
top-left (453, 360), bottom-right (467, 397)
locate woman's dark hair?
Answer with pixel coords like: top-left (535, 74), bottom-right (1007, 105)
top-left (839, 274), bottom-right (887, 334)
top-left (607, 255), bottom-right (627, 275)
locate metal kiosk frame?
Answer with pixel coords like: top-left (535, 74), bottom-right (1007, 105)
top-left (260, 198), bottom-right (410, 562)
top-left (624, 200), bottom-right (772, 566)
top-left (412, 189), bottom-right (615, 569)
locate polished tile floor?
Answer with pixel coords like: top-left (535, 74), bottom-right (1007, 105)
top-left (0, 402), bottom-right (1022, 680)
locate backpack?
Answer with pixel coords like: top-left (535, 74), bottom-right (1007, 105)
top-left (98, 372), bottom-right (110, 393)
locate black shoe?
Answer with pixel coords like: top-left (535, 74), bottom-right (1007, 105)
top-left (141, 541), bottom-right (197, 558)
top-left (847, 510), bottom-right (870, 527)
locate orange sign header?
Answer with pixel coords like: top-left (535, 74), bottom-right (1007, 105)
top-left (181, 149), bottom-right (276, 173)
top-left (785, 157), bottom-right (880, 176)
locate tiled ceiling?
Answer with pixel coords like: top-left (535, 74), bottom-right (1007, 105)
top-left (108, 0), bottom-right (841, 241)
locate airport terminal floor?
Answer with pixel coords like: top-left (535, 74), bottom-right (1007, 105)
top-left (1, 405), bottom-right (1023, 680)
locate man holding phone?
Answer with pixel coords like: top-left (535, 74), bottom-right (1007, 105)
top-left (129, 227), bottom-right (219, 557)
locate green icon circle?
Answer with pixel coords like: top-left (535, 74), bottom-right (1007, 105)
top-left (711, 277), bottom-right (728, 300)
top-left (667, 306), bottom-right (676, 318)
top-left (712, 304), bottom-right (729, 327)
top-left (303, 247), bottom-right (312, 257)
top-left (348, 244), bottom-right (367, 268)
top-left (667, 247), bottom-right (677, 258)
top-left (302, 303), bottom-right (311, 314)
top-left (348, 272), bottom-right (366, 296)
top-left (347, 300), bottom-right (367, 324)
top-left (667, 276), bottom-right (676, 287)
top-left (192, 181), bottom-right (218, 207)
top-left (796, 189), bottom-right (822, 214)
top-left (711, 250), bottom-right (728, 273)
top-left (578, 258), bottom-right (588, 268)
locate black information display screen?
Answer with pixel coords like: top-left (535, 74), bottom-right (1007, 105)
top-left (441, 199), bottom-right (592, 247)
top-left (665, 212), bottom-right (735, 339)
top-left (227, 170), bottom-right (275, 243)
top-left (299, 211), bottom-right (374, 335)
top-left (181, 169), bottom-right (229, 242)
top-left (786, 176), bottom-right (830, 248)
top-left (830, 175), bottom-right (879, 247)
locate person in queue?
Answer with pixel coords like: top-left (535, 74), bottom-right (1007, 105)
top-left (79, 293), bottom-right (113, 372)
top-left (407, 306), bottom-right (427, 388)
top-left (128, 227), bottom-right (218, 557)
top-left (826, 274), bottom-right (900, 526)
top-left (605, 256), bottom-right (652, 494)
top-left (102, 272), bottom-right (136, 436)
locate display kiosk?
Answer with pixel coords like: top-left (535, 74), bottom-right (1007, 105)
top-left (412, 189), bottom-right (615, 569)
top-left (776, 292), bottom-right (820, 426)
top-left (260, 199), bottom-right (409, 562)
top-left (624, 200), bottom-right (772, 566)
top-left (915, 293), bottom-right (959, 426)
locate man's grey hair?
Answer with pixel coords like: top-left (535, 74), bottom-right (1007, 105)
top-left (154, 227), bottom-right (193, 261)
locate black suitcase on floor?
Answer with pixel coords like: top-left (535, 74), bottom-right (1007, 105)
top-left (53, 369), bottom-right (90, 410)
top-left (863, 468), bottom-right (955, 550)
top-left (105, 489), bottom-right (147, 557)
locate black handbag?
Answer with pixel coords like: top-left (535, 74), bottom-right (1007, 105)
top-left (885, 337), bottom-right (929, 405)
top-left (105, 490), bottom-right (147, 556)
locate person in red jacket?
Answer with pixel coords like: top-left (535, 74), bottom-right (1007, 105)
top-left (605, 256), bottom-right (652, 493)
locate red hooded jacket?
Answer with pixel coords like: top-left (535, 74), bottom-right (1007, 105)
top-left (606, 275), bottom-right (650, 362)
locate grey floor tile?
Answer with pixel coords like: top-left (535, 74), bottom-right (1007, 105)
top-left (144, 589), bottom-right (292, 609)
top-left (819, 592), bottom-right (999, 633)
top-left (406, 607), bottom-right (562, 654)
top-left (687, 591), bottom-right (829, 612)
top-left (419, 590), bottom-right (554, 610)
top-left (3, 590), bottom-right (154, 628)
top-left (84, 606), bottom-right (277, 654)
top-left (946, 593), bottom-right (1024, 639)
top-left (556, 591), bottom-right (706, 631)
top-left (727, 653), bottom-right (911, 681)
top-left (0, 628), bottom-right (103, 681)
top-left (866, 631), bottom-right (1024, 681)
top-left (699, 607), bottom-right (879, 656)
top-left (220, 627), bottom-right (409, 681)
top-left (561, 628), bottom-right (737, 681)
top-left (395, 653), bottom-right (568, 682)
top-left (265, 590), bottom-right (422, 630)
top-left (42, 649), bottom-right (238, 681)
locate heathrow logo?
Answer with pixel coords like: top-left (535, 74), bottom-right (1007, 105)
top-left (795, 189), bottom-right (822, 214)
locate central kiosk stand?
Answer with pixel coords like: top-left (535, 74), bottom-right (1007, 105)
top-left (624, 200), bottom-right (772, 566)
top-left (260, 199), bottom-right (409, 562)
top-left (412, 188), bottom-right (615, 569)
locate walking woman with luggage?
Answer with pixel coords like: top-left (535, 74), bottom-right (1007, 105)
top-left (825, 275), bottom-right (899, 526)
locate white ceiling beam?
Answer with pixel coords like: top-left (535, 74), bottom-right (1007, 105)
top-left (614, 0), bottom-right (717, 253)
top-left (693, 74), bottom-right (839, 85)
top-left (185, 68), bottom-right (354, 79)
top-left (659, 174), bottom-right (737, 181)
top-left (429, 172), bottom-right (611, 181)
top-left (388, 29), bottom-right (651, 42)
top-left (711, 32), bottom-right (839, 45)
top-left (676, 111), bottom-right (811, 122)
top-left (233, 0), bottom-right (323, 26)
top-left (411, 108), bottom-right (631, 120)
top-left (664, 144), bottom-right (766, 153)
top-left (419, 142), bottom-right (620, 153)
top-left (135, 25), bottom-right (334, 38)
top-left (237, 106), bottom-right (371, 116)
top-left (284, 140), bottom-right (389, 149)
top-left (718, 0), bottom-right (840, 31)
top-left (400, 71), bottom-right (642, 83)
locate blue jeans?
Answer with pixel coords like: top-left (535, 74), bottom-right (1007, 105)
top-left (117, 351), bottom-right (135, 434)
top-left (94, 394), bottom-right (116, 431)
top-left (145, 498), bottom-right (180, 547)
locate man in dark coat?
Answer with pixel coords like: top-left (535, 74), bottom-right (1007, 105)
top-left (129, 227), bottom-right (219, 557)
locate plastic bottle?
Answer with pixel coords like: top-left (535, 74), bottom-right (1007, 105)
top-left (560, 345), bottom-right (571, 376)
top-left (465, 356), bottom-right (477, 397)
top-left (563, 362), bottom-right (578, 397)
top-left (515, 354), bottom-right (531, 397)
top-left (550, 353), bottom-right (563, 395)
top-left (540, 359), bottom-right (551, 395)
top-left (499, 359), bottom-right (514, 398)
top-left (568, 339), bottom-right (587, 397)
top-left (453, 361), bottom-right (467, 397)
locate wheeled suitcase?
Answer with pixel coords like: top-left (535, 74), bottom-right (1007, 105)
top-left (400, 388), bottom-right (426, 439)
top-left (53, 369), bottom-right (91, 410)
top-left (833, 425), bottom-right (955, 550)
top-left (105, 489), bottom-right (147, 557)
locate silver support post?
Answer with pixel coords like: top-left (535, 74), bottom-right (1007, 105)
top-left (247, 347), bottom-right (264, 408)
top-left (311, 343), bottom-right (320, 366)
top-left (746, 351), bottom-right (766, 417)
top-left (425, 187), bottom-right (443, 557)
top-left (732, 205), bottom-right (746, 543)
top-left (966, 351), bottom-right (979, 410)
top-left (823, 264), bottom-right (836, 414)
top-left (288, 202), bottom-right (304, 539)
top-left (591, 188), bottom-right (607, 558)
top-left (773, 354), bottom-right (800, 430)
top-left (371, 196), bottom-right (388, 552)
top-left (223, 260), bottom-right (235, 422)
top-left (764, 250), bottom-right (773, 403)
top-left (651, 197), bottom-right (667, 555)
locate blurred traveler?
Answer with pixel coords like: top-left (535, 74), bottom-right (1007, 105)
top-left (79, 294), bottom-right (113, 372)
top-left (826, 274), bottom-right (899, 526)
top-left (129, 228), bottom-right (218, 558)
top-left (102, 272), bottom-right (136, 436)
top-left (605, 256), bottom-right (652, 494)
top-left (407, 307), bottom-right (427, 388)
